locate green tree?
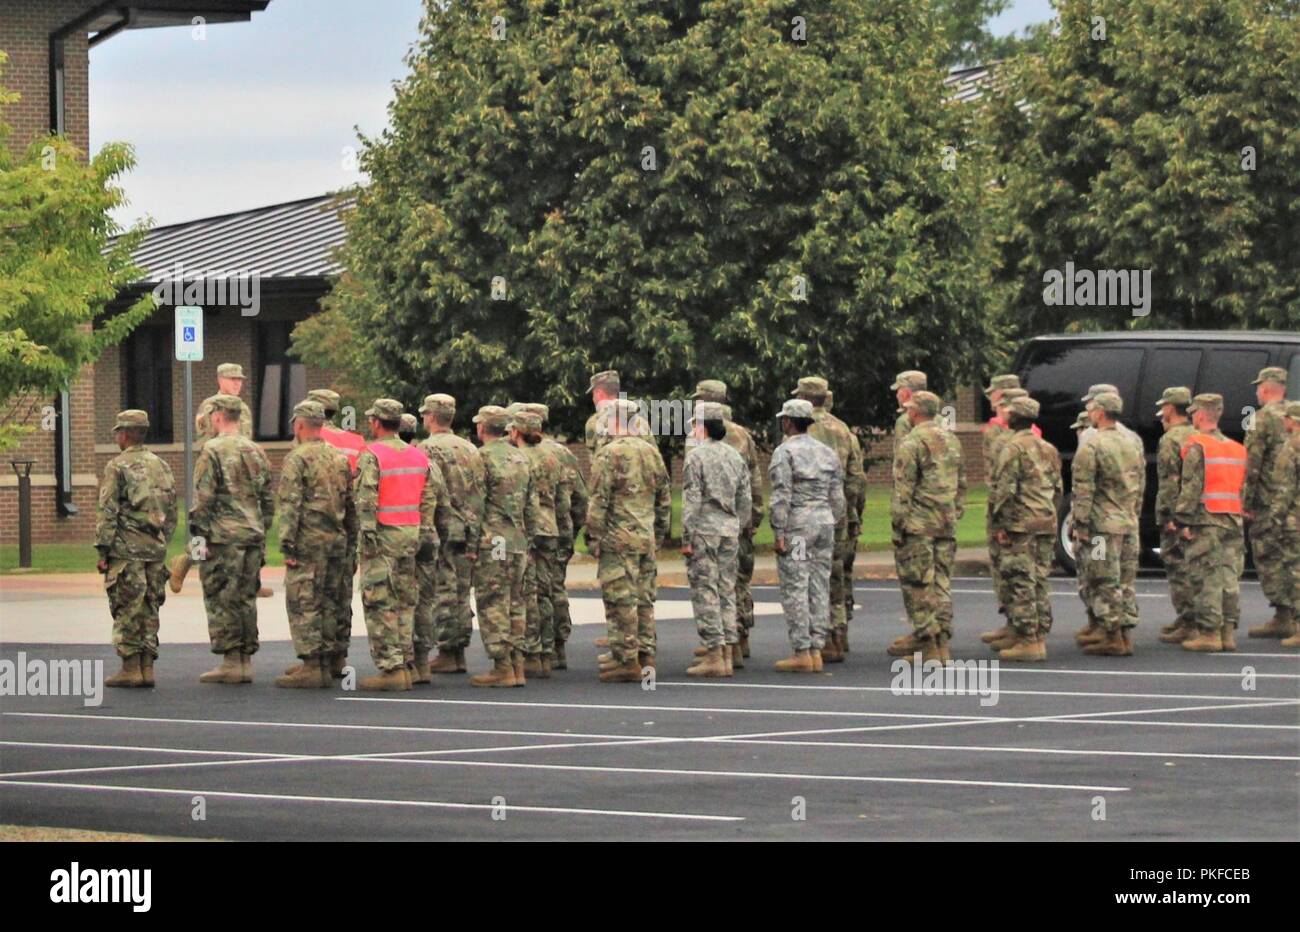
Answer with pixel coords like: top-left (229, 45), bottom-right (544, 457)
top-left (0, 52), bottom-right (153, 451)
top-left (937, 0), bottom-right (1047, 67)
top-left (326, 0), bottom-right (1000, 438)
top-left (984, 0), bottom-right (1300, 336)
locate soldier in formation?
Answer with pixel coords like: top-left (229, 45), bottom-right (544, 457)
top-left (826, 390), bottom-right (866, 641)
top-left (1272, 401), bottom-right (1300, 649)
top-left (680, 401), bottom-right (752, 677)
top-left (1154, 387), bottom-right (1197, 644)
top-left (1243, 367), bottom-right (1295, 640)
top-left (96, 410), bottom-right (177, 688)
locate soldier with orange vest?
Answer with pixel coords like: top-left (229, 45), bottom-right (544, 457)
top-left (1174, 393), bottom-right (1248, 653)
top-left (308, 388), bottom-right (367, 676)
top-left (354, 398), bottom-right (440, 690)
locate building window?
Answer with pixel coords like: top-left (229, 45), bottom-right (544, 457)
top-left (256, 321), bottom-right (306, 441)
top-left (123, 327), bottom-right (173, 443)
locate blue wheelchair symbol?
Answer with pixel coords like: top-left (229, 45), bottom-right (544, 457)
top-left (183, 326), bottom-right (195, 342)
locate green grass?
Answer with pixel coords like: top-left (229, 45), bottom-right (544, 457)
top-left (3, 486), bottom-right (990, 573)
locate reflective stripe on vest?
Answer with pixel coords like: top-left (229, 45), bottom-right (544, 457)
top-left (321, 425), bottom-right (366, 475)
top-left (369, 442), bottom-right (428, 526)
top-left (1180, 433), bottom-right (1247, 514)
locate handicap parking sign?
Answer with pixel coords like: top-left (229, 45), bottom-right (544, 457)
top-left (175, 306), bottom-right (204, 361)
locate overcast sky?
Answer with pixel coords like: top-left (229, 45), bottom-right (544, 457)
top-left (89, 0), bottom-right (1055, 229)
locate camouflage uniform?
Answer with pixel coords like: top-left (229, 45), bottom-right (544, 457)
top-left (1072, 403), bottom-right (1144, 634)
top-left (1175, 411), bottom-right (1246, 637)
top-left (544, 431), bottom-right (587, 650)
top-left (1266, 409), bottom-right (1300, 639)
top-left (417, 399), bottom-right (485, 656)
top-left (587, 419), bottom-right (671, 664)
top-left (769, 404), bottom-right (844, 651)
top-left (1154, 389), bottom-right (1196, 633)
top-left (989, 416), bottom-right (1061, 637)
top-left (412, 460), bottom-right (449, 662)
top-left (682, 414), bottom-right (752, 650)
top-left (473, 414), bottom-right (537, 662)
top-left (585, 371), bottom-right (653, 455)
top-left (195, 395), bottom-right (252, 441)
top-left (797, 378), bottom-right (864, 642)
top-left (355, 412), bottom-right (440, 674)
top-left (310, 388), bottom-right (365, 664)
top-left (278, 423), bottom-right (357, 660)
top-left (891, 395), bottom-right (966, 643)
top-left (826, 391), bottom-right (866, 624)
top-left (96, 415), bottom-right (178, 661)
top-left (190, 428), bottom-right (275, 657)
top-left (1243, 384), bottom-right (1291, 625)
top-left (514, 410), bottom-right (570, 662)
top-left (982, 383), bottom-right (1026, 612)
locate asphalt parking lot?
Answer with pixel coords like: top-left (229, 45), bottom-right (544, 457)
top-left (1, 577), bottom-right (1297, 841)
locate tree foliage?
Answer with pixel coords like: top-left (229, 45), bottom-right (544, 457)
top-left (325, 0), bottom-right (1001, 440)
top-left (983, 0), bottom-right (1300, 337)
top-left (0, 52), bottom-right (153, 451)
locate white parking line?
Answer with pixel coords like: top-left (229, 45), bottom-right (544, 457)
top-left (656, 681), bottom-right (1293, 704)
top-left (719, 738), bottom-right (1299, 763)
top-left (0, 780), bottom-right (744, 822)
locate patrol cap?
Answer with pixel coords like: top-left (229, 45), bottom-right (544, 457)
top-left (720, 404), bottom-right (733, 420)
top-left (792, 376), bottom-right (829, 397)
top-left (113, 409), bottom-right (149, 431)
top-left (1082, 383), bottom-right (1119, 403)
top-left (291, 399), bottom-right (326, 423)
top-left (984, 374), bottom-right (1020, 396)
top-left (1071, 410), bottom-right (1091, 430)
top-left (307, 388), bottom-right (340, 411)
top-left (1283, 401), bottom-right (1300, 420)
top-left (1091, 392), bottom-right (1123, 415)
top-left (602, 398), bottom-right (641, 419)
top-left (209, 393), bottom-right (244, 416)
top-left (777, 399), bottom-right (815, 420)
top-left (1187, 393), bottom-right (1224, 414)
top-left (1253, 366), bottom-right (1288, 386)
top-left (399, 413), bottom-right (418, 434)
top-left (891, 370), bottom-right (927, 391)
top-left (418, 393), bottom-right (456, 416)
top-left (996, 387), bottom-right (1029, 407)
top-left (690, 401), bottom-right (726, 424)
top-left (1007, 396), bottom-right (1040, 420)
top-left (504, 402), bottom-right (526, 416)
top-left (824, 390), bottom-right (834, 412)
top-left (692, 379), bottom-right (728, 402)
top-left (216, 363), bottom-right (245, 380)
top-left (519, 402), bottom-right (549, 424)
top-left (589, 370), bottom-right (620, 393)
top-left (472, 405), bottom-right (510, 428)
top-left (511, 411), bottom-right (543, 432)
top-left (1154, 386), bottom-right (1192, 411)
top-left (364, 398), bottom-right (404, 421)
top-left (903, 390), bottom-right (943, 417)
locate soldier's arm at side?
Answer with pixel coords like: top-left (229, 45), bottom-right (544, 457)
top-left (276, 452), bottom-right (305, 559)
top-left (830, 457), bottom-right (846, 526)
top-left (746, 436), bottom-right (764, 530)
top-left (767, 447), bottom-right (791, 535)
top-left (1173, 443), bottom-right (1205, 525)
top-left (256, 448), bottom-right (276, 532)
top-left (955, 443), bottom-right (967, 522)
top-left (1071, 443), bottom-right (1098, 535)
top-left (94, 460), bottom-right (121, 562)
top-left (584, 452), bottom-right (611, 550)
top-left (653, 452), bottom-right (671, 548)
top-left (189, 450), bottom-right (217, 539)
top-left (680, 451), bottom-right (701, 539)
top-left (890, 441), bottom-right (918, 532)
top-left (736, 462), bottom-right (753, 533)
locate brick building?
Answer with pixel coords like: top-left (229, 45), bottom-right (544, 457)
top-left (0, 0), bottom-right (271, 544)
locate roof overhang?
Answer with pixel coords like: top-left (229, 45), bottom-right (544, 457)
top-left (56, 2), bottom-right (271, 46)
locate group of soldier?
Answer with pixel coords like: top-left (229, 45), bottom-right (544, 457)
top-left (93, 358), bottom-right (1300, 690)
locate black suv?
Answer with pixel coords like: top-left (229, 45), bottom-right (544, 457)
top-left (1004, 331), bottom-right (1300, 574)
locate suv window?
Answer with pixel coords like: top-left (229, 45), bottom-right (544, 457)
top-left (1198, 348), bottom-right (1270, 440)
top-left (1021, 345), bottom-right (1145, 426)
top-left (1288, 353), bottom-right (1300, 401)
top-left (1135, 347), bottom-right (1201, 430)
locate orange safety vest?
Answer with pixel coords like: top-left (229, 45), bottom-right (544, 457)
top-left (321, 425), bottom-right (366, 475)
top-left (369, 442), bottom-right (428, 526)
top-left (1180, 433), bottom-right (1247, 514)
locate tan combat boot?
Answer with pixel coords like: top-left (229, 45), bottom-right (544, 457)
top-left (1280, 628), bottom-right (1300, 648)
top-left (730, 643), bottom-right (744, 670)
top-left (1158, 621), bottom-right (1193, 644)
top-left (980, 625), bottom-right (1011, 644)
top-left (822, 636), bottom-right (844, 664)
top-left (1181, 628), bottom-right (1223, 653)
top-left (470, 656), bottom-right (518, 687)
top-left (240, 652), bottom-right (254, 683)
top-left (554, 641), bottom-right (568, 670)
top-left (598, 658), bottom-right (641, 683)
top-left (1074, 622), bottom-right (1103, 646)
top-left (276, 655), bottom-right (328, 689)
top-left (685, 647), bottom-right (728, 677)
top-left (105, 654), bottom-right (144, 688)
top-left (1158, 620), bottom-right (1181, 636)
top-left (1082, 628), bottom-right (1131, 656)
top-left (692, 644), bottom-right (709, 658)
top-left (523, 654), bottom-right (544, 677)
top-left (199, 650), bottom-right (244, 685)
top-left (597, 652), bottom-right (615, 665)
top-left (999, 633), bottom-right (1045, 663)
top-left (1220, 626), bottom-right (1237, 652)
top-left (539, 654), bottom-right (554, 678)
top-left (918, 635), bottom-right (942, 664)
top-left (428, 650), bottom-right (460, 674)
top-left (140, 654), bottom-right (156, 687)
top-left (989, 630), bottom-right (1019, 652)
top-left (1248, 608), bottom-right (1296, 639)
top-left (512, 650), bottom-right (526, 687)
top-left (167, 552), bottom-right (191, 594)
top-left (410, 651), bottom-right (432, 685)
top-left (739, 632), bottom-right (751, 658)
top-left (721, 647), bottom-right (733, 676)
top-left (810, 648), bottom-right (824, 672)
top-left (774, 650), bottom-right (815, 673)
top-left (359, 666), bottom-right (412, 691)
top-left (888, 631), bottom-right (923, 657)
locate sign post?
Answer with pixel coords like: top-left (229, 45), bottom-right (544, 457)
top-left (175, 306), bottom-right (204, 525)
